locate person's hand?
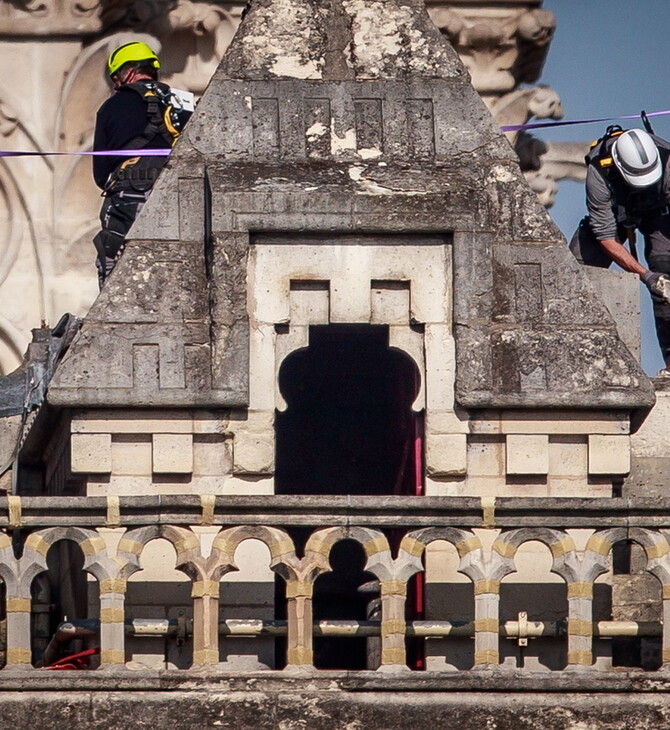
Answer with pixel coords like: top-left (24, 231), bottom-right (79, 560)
top-left (642, 271), bottom-right (670, 303)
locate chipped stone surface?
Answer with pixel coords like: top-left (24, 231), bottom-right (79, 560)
top-left (221, 0), bottom-right (464, 81)
top-left (222, 0), bottom-right (328, 80)
top-left (1, 674), bottom-right (670, 729)
top-left (341, 0), bottom-right (460, 78)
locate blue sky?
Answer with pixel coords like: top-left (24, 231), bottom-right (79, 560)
top-left (537, 0), bottom-right (670, 374)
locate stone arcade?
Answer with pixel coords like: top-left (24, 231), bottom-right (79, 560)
top-left (1, 0), bottom-right (670, 727)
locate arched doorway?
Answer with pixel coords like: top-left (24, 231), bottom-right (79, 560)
top-left (276, 324), bottom-right (421, 496)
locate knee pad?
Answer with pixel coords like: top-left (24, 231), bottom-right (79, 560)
top-left (648, 255), bottom-right (670, 275)
top-left (93, 229), bottom-right (125, 260)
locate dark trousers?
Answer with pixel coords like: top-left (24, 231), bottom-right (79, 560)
top-left (640, 212), bottom-right (670, 364)
top-left (92, 190), bottom-right (147, 287)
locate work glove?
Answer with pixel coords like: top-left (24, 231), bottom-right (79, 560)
top-left (642, 271), bottom-right (670, 303)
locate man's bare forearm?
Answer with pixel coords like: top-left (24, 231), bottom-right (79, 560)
top-left (598, 238), bottom-right (647, 276)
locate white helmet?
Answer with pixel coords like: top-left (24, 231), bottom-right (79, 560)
top-left (612, 129), bottom-right (662, 188)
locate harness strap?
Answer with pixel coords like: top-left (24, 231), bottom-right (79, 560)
top-left (103, 82), bottom-right (180, 194)
top-left (121, 90), bottom-right (175, 151)
top-left (586, 126), bottom-right (665, 221)
top-left (586, 125), bottom-right (624, 170)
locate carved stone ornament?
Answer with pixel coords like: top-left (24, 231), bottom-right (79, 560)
top-left (45, 0), bottom-right (652, 412)
top-left (100, 0), bottom-right (242, 93)
top-left (0, 0), bottom-right (102, 35)
top-left (425, 1), bottom-right (564, 203)
top-left (426, 1), bottom-right (555, 101)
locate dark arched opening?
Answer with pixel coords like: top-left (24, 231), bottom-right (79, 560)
top-left (32, 539), bottom-right (98, 668)
top-left (275, 324), bottom-right (421, 496)
top-left (313, 539), bottom-right (378, 669)
top-left (609, 540), bottom-right (662, 670)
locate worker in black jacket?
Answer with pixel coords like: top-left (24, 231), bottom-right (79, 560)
top-left (93, 41), bottom-right (192, 286)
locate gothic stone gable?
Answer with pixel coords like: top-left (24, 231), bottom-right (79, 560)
top-left (48, 0), bottom-right (654, 409)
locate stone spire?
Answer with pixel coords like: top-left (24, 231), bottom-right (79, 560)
top-left (47, 0), bottom-right (654, 410)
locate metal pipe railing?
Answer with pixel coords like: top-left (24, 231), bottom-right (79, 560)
top-left (52, 618), bottom-right (664, 640)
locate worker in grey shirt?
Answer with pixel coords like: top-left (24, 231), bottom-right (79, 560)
top-left (573, 126), bottom-right (670, 374)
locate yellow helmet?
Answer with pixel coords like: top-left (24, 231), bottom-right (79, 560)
top-left (107, 41), bottom-right (160, 77)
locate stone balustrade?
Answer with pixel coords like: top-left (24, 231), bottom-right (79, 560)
top-left (0, 495), bottom-right (668, 671)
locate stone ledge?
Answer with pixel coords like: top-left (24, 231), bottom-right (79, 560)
top-left (0, 668), bottom-right (670, 693)
top-left (2, 495), bottom-right (670, 527)
top-left (1, 671), bottom-right (670, 730)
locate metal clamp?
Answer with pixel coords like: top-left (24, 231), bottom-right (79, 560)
top-left (517, 611), bottom-right (528, 647)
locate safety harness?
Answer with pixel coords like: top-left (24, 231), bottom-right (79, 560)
top-left (586, 125), bottom-right (669, 225)
top-left (104, 81), bottom-right (184, 195)
top-left (570, 126), bottom-right (670, 267)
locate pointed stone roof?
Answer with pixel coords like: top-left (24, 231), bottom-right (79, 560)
top-left (221, 0), bottom-right (463, 81)
top-left (48, 0), bottom-right (654, 410)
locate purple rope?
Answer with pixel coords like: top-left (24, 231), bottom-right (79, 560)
top-left (500, 109), bottom-right (670, 132)
top-left (1, 108), bottom-right (670, 154)
top-left (0, 148), bottom-right (172, 158)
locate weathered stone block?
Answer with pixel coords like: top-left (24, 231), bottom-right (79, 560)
top-left (423, 326), bottom-right (456, 411)
top-left (439, 475), bottom-right (506, 498)
top-left (0, 469), bottom-right (11, 492)
top-left (111, 436), bottom-right (152, 477)
top-left (588, 435), bottom-right (631, 475)
top-left (87, 476), bottom-right (154, 497)
top-left (0, 414), bottom-right (22, 468)
top-left (624, 456), bottom-right (670, 498)
top-left (289, 283), bottom-right (330, 325)
top-left (127, 166), bottom-right (181, 241)
top-left (152, 434), bottom-right (194, 474)
top-left (231, 411), bottom-right (275, 475)
top-left (370, 281), bottom-right (410, 325)
top-left (71, 433), bottom-right (112, 474)
top-left (612, 574), bottom-right (662, 622)
top-left (248, 324), bottom-right (277, 412)
top-left (217, 476), bottom-right (273, 495)
top-left (248, 240), bottom-right (449, 327)
top-left (547, 477), bottom-right (609, 498)
top-left (584, 268), bottom-right (641, 360)
top-left (470, 411), bottom-right (629, 436)
top-left (193, 435), bottom-right (232, 476)
top-left (426, 433), bottom-right (467, 477)
top-left (505, 434), bottom-right (549, 475)
top-left (548, 436), bottom-right (587, 477)
top-left (467, 436), bottom-right (504, 477)
top-left (72, 411), bottom-right (203, 434)
top-left (632, 390), bottom-right (670, 458)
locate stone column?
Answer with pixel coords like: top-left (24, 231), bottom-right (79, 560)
top-left (473, 580), bottom-right (500, 666)
top-left (98, 578), bottom-right (127, 668)
top-left (4, 594), bottom-right (33, 668)
top-left (566, 582), bottom-right (593, 668)
top-left (191, 580), bottom-right (220, 667)
top-left (378, 579), bottom-right (408, 669)
top-left (661, 586), bottom-right (670, 668)
top-left (285, 580), bottom-right (313, 668)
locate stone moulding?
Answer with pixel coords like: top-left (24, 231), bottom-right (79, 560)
top-left (0, 0), bottom-right (103, 36)
top-left (0, 673), bottom-right (669, 730)
top-left (1, 494), bottom-right (670, 527)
